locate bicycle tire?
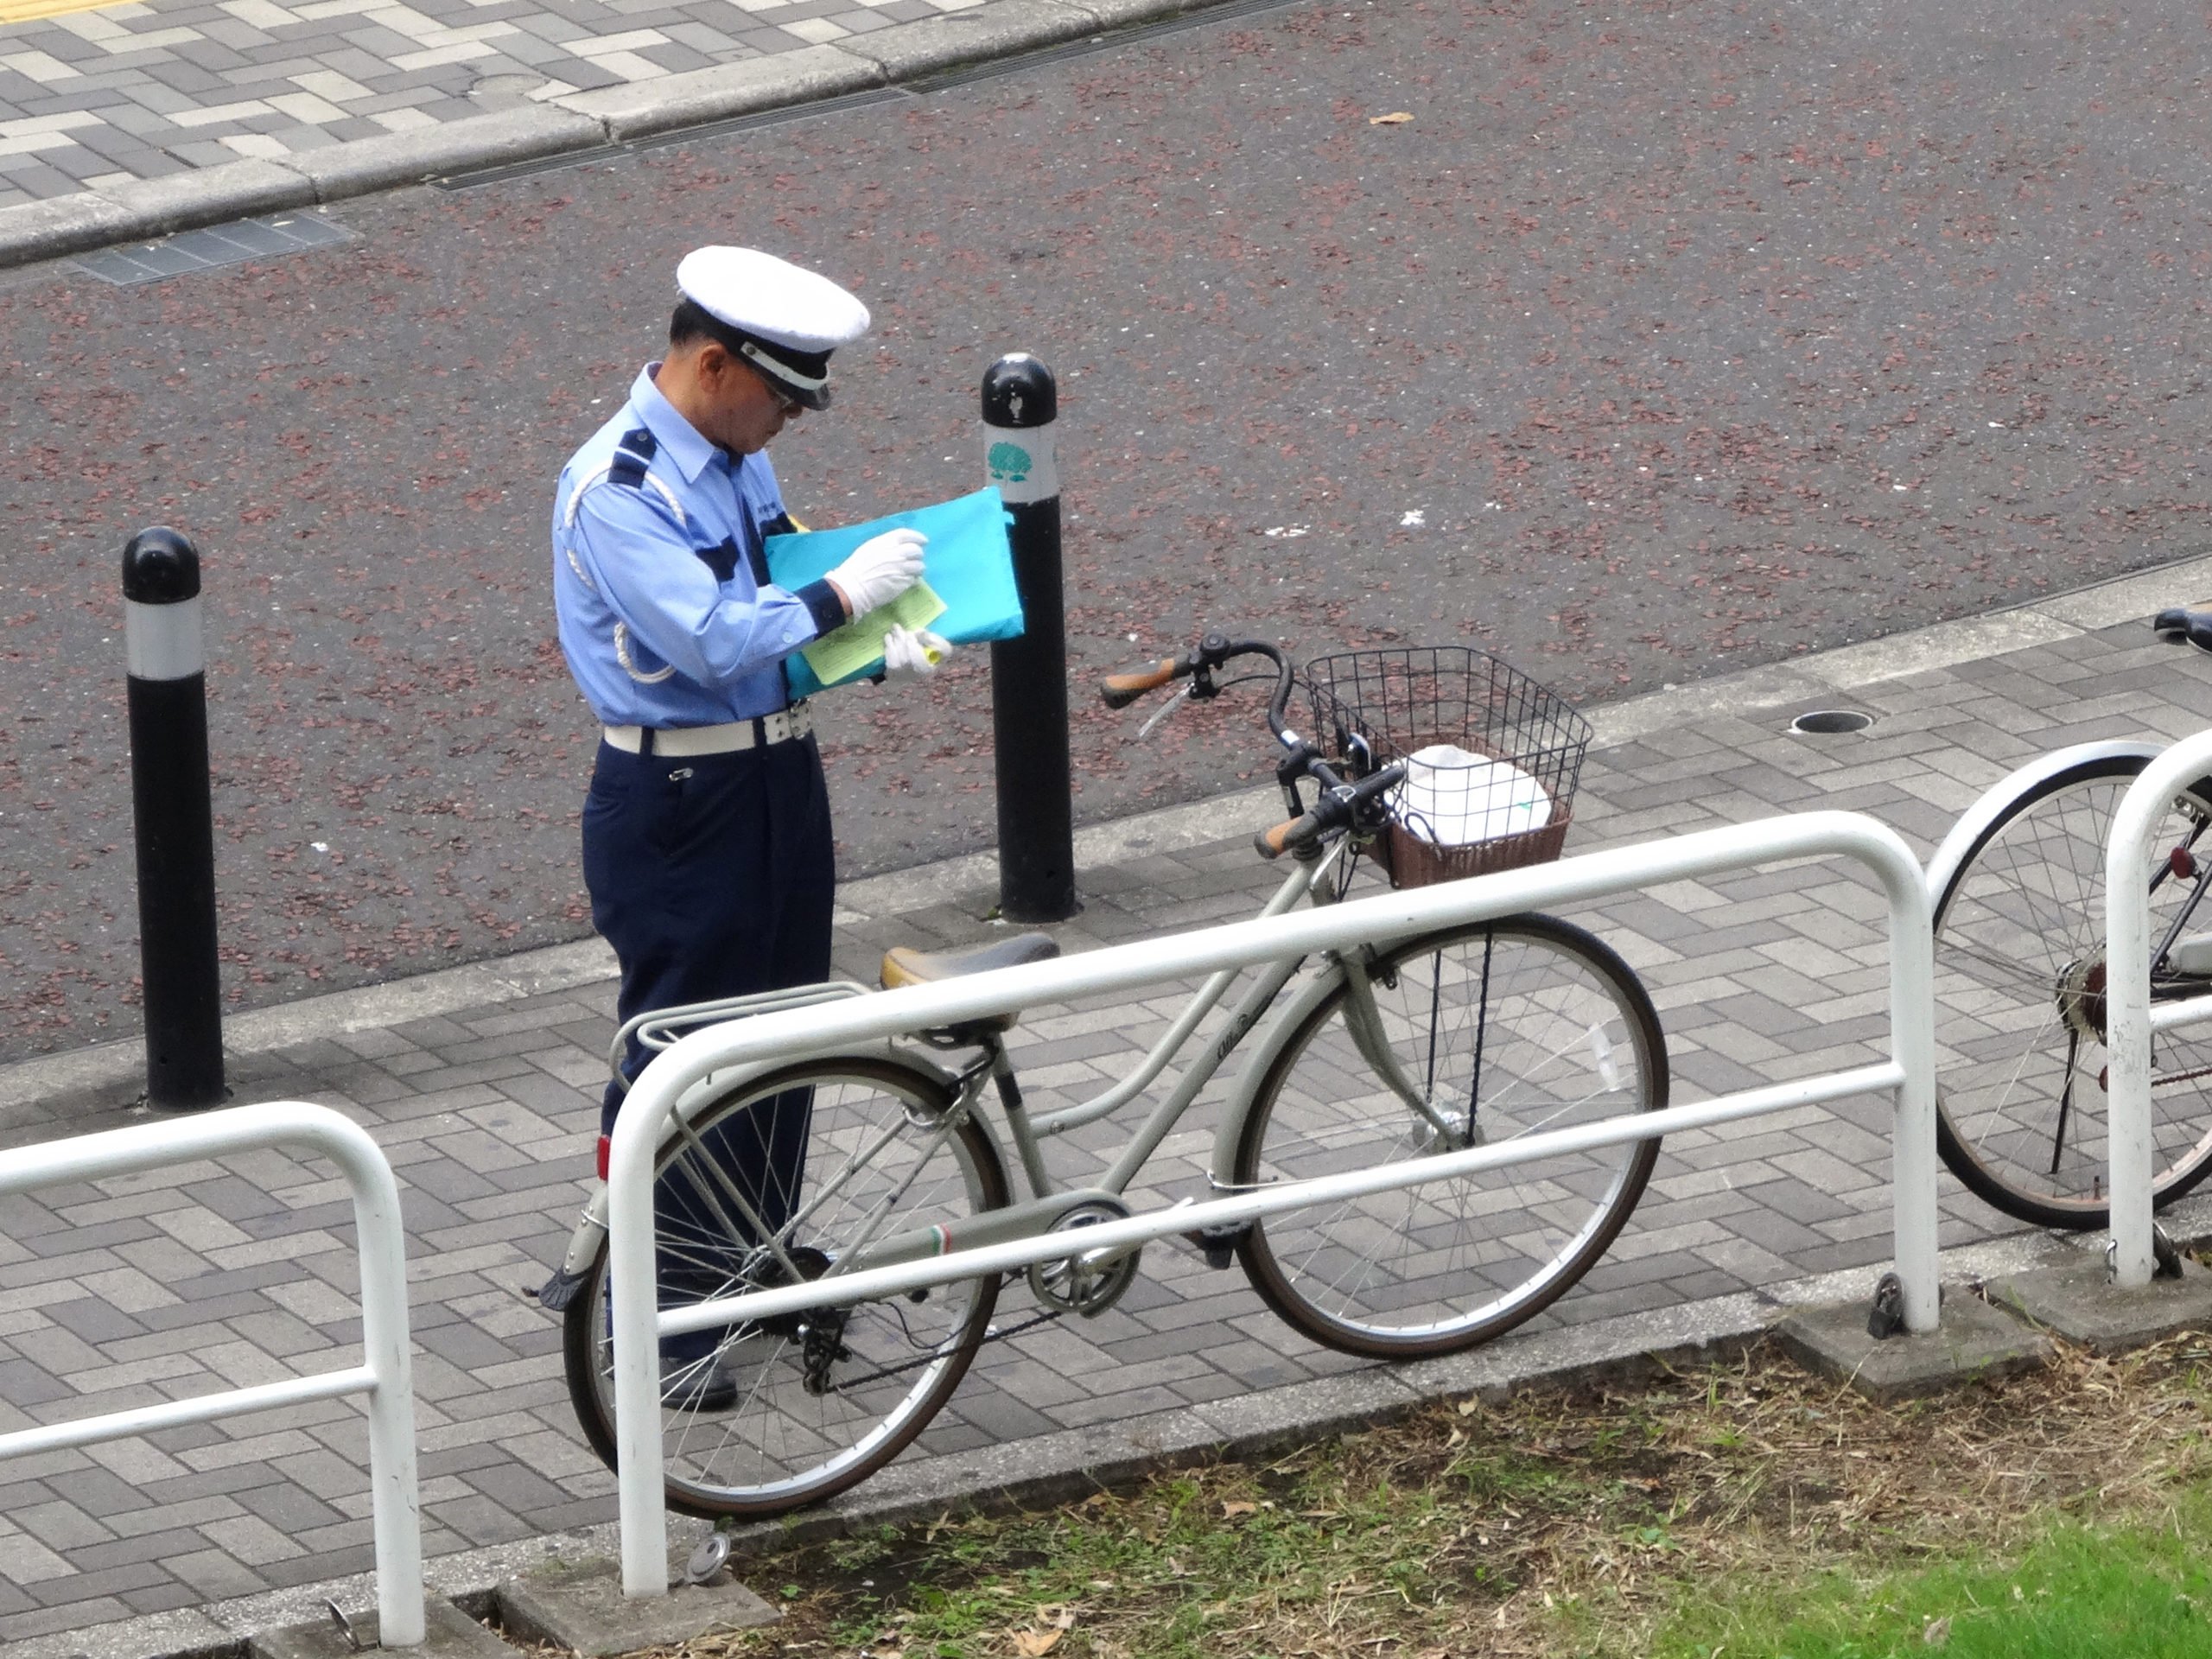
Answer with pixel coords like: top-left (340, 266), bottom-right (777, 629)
top-left (1931, 752), bottom-right (2212, 1229)
top-left (563, 1056), bottom-right (1008, 1518)
top-left (1231, 912), bottom-right (1666, 1359)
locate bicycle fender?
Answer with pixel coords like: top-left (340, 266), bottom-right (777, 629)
top-left (1208, 954), bottom-right (1352, 1187)
top-left (1924, 741), bottom-right (2164, 912)
top-left (537, 1176), bottom-right (613, 1310)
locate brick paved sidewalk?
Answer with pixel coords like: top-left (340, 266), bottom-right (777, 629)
top-left (3, 567), bottom-right (2212, 1649)
top-left (0, 0), bottom-right (1193, 218)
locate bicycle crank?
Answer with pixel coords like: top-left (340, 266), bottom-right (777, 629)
top-left (1029, 1199), bottom-right (1141, 1317)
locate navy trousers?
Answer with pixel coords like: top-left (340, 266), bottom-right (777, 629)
top-left (582, 731), bottom-right (836, 1351)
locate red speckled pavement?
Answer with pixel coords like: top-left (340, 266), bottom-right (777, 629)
top-left (3, 0), bottom-right (2212, 1061)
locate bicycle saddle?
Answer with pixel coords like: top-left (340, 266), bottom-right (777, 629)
top-left (2152, 607), bottom-right (2212, 652)
top-left (880, 932), bottom-right (1060, 1035)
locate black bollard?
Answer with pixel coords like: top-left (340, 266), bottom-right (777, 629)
top-left (982, 353), bottom-right (1077, 923)
top-left (123, 528), bottom-right (226, 1109)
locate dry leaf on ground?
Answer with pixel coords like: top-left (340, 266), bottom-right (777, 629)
top-left (1012, 1607), bottom-right (1077, 1656)
top-left (1369, 111), bottom-right (1414, 124)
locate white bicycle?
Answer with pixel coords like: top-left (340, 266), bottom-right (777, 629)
top-left (545, 633), bottom-right (1669, 1517)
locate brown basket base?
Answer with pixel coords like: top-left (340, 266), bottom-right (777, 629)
top-left (1374, 811), bottom-right (1573, 889)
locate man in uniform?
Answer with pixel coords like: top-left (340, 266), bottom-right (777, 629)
top-left (551, 245), bottom-right (945, 1404)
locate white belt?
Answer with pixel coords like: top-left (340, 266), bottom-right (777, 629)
top-left (601, 707), bottom-right (811, 757)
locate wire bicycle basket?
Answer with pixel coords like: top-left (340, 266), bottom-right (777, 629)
top-left (1302, 646), bottom-right (1593, 887)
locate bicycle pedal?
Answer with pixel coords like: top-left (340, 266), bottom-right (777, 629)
top-left (2155, 1224), bottom-right (2187, 1281)
top-left (1180, 1224), bottom-right (1249, 1270)
top-left (1866, 1270), bottom-right (1905, 1340)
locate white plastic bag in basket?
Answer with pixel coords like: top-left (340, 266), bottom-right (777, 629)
top-left (1395, 744), bottom-right (1553, 845)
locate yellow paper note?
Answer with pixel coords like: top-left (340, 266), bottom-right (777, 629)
top-left (800, 582), bottom-right (950, 689)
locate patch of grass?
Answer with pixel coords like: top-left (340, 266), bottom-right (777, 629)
top-left (648, 1326), bottom-right (2212, 1658)
top-left (1644, 1498), bottom-right (2212, 1656)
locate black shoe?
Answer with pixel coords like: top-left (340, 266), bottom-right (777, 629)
top-left (660, 1357), bottom-right (739, 1413)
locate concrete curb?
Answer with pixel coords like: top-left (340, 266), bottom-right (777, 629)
top-left (0, 0), bottom-right (1233, 272)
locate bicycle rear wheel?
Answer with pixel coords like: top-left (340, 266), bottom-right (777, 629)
top-left (1932, 753), bottom-right (2212, 1228)
top-left (1231, 913), bottom-right (1665, 1358)
top-left (563, 1058), bottom-right (1007, 1518)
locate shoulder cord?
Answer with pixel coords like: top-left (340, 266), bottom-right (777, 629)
top-left (561, 450), bottom-right (687, 685)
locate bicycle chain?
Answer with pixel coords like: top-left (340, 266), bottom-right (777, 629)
top-left (805, 1286), bottom-right (1065, 1395)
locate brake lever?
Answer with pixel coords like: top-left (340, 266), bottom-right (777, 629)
top-left (1137, 683), bottom-right (1195, 741)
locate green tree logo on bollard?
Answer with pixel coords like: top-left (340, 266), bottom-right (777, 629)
top-left (988, 441), bottom-right (1033, 486)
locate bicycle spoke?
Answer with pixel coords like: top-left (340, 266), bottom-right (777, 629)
top-left (1932, 760), bottom-right (2212, 1224)
top-left (565, 1060), bottom-right (1005, 1520)
top-left (1235, 917), bottom-right (1663, 1357)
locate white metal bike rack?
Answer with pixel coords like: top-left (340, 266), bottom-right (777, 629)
top-left (0, 1102), bottom-right (423, 1647)
top-left (606, 808), bottom-right (1938, 1596)
top-left (2107, 731), bottom-right (2212, 1288)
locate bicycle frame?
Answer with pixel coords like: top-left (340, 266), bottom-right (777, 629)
top-left (778, 831), bottom-right (1442, 1276)
top-left (1018, 833), bottom-right (1440, 1194)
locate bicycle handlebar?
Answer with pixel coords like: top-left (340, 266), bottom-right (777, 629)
top-left (1099, 658), bottom-right (1184, 709)
top-left (1252, 761), bottom-right (1408, 861)
top-left (1253, 808), bottom-right (1329, 861)
top-left (1097, 632), bottom-right (1298, 732)
top-left (1104, 630), bottom-right (1394, 856)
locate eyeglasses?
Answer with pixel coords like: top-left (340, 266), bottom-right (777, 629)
top-left (744, 355), bottom-right (804, 417)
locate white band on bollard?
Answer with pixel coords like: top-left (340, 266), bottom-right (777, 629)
top-left (983, 425), bottom-right (1058, 505)
top-left (124, 596), bottom-right (205, 682)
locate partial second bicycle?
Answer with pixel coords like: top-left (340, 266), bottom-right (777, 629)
top-left (1926, 605), bottom-right (2212, 1230)
top-left (549, 634), bottom-right (1669, 1517)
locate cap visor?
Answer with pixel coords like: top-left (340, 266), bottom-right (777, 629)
top-left (770, 376), bottom-right (830, 411)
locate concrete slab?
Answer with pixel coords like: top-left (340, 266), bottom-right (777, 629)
top-left (1064, 0), bottom-right (1201, 29)
top-left (1984, 1253), bottom-right (2212, 1354)
top-left (1801, 609), bottom-right (2086, 690)
top-left (1775, 1291), bottom-right (2052, 1402)
top-left (1191, 1367), bottom-right (1414, 1449)
top-left (2034, 554), bottom-right (2212, 632)
top-left (99, 159), bottom-right (317, 238)
top-left (283, 108), bottom-right (608, 199)
top-left (555, 48), bottom-right (881, 141)
top-left (498, 1555), bottom-right (779, 1658)
top-left (1397, 1292), bottom-right (1773, 1405)
top-left (0, 190), bottom-right (137, 265)
top-left (844, 0), bottom-right (1098, 80)
top-left (248, 1598), bottom-right (518, 1659)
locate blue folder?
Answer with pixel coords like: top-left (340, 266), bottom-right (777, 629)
top-left (766, 486), bottom-right (1027, 698)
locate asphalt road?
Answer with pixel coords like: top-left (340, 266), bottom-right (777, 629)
top-left (2, 0), bottom-right (2209, 1060)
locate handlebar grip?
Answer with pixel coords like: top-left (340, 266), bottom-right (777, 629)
top-left (1100, 658), bottom-right (1183, 709)
top-left (1254, 811), bottom-right (1325, 861)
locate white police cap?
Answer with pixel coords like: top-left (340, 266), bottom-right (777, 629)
top-left (676, 246), bottom-right (870, 411)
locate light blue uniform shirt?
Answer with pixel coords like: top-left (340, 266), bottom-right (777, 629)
top-left (552, 365), bottom-right (845, 728)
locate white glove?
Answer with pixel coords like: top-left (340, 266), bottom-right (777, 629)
top-left (826, 528), bottom-right (926, 618)
top-left (881, 625), bottom-right (953, 683)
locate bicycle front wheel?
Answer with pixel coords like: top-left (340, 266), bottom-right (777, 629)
top-left (1932, 753), bottom-right (2212, 1229)
top-left (563, 1058), bottom-right (1008, 1518)
top-left (1231, 913), bottom-right (1666, 1359)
